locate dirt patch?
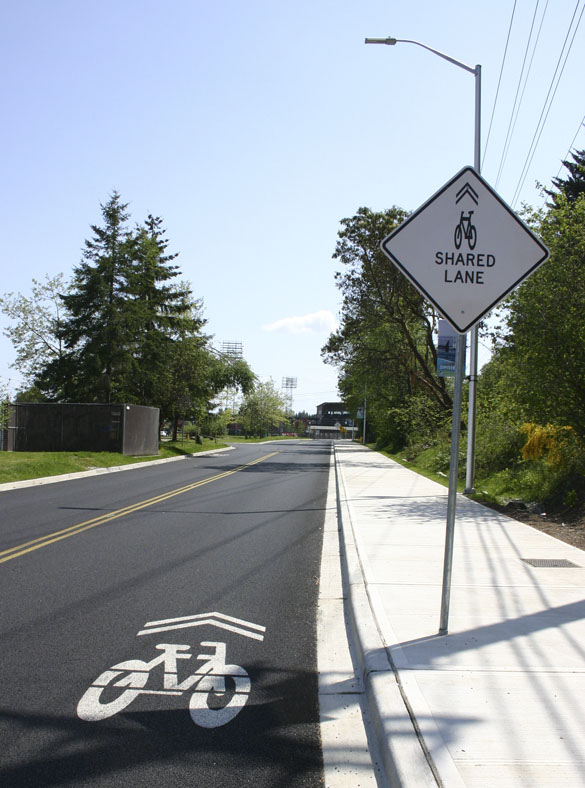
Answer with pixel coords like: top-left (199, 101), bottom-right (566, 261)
top-left (481, 501), bottom-right (585, 553)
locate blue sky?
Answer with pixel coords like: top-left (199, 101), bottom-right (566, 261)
top-left (1, 1), bottom-right (583, 412)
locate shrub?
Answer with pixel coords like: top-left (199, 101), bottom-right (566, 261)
top-left (518, 423), bottom-right (585, 508)
top-left (388, 395), bottom-right (451, 455)
top-left (474, 416), bottom-right (525, 477)
top-left (520, 423), bottom-right (581, 466)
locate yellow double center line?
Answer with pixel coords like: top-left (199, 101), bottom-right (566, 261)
top-left (0, 451), bottom-right (279, 565)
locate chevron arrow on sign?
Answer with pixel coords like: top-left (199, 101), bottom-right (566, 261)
top-left (380, 167), bottom-right (549, 333)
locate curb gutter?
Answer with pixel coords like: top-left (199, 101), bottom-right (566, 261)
top-left (334, 445), bottom-right (439, 788)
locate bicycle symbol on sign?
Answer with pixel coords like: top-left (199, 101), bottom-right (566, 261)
top-left (454, 210), bottom-right (477, 250)
top-left (77, 613), bottom-right (265, 728)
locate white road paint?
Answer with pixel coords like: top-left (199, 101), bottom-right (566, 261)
top-left (138, 612), bottom-right (266, 641)
top-left (78, 639), bottom-right (255, 728)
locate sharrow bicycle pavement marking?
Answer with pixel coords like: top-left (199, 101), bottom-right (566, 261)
top-left (0, 451), bottom-right (279, 565)
top-left (137, 612), bottom-right (267, 640)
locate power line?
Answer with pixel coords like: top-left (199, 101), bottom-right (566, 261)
top-left (498, 1), bottom-right (550, 190)
top-left (495, 0), bottom-right (544, 189)
top-left (482, 0), bottom-right (518, 170)
top-left (511, 0), bottom-right (585, 206)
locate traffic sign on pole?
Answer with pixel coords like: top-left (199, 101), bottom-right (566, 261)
top-left (380, 167), bottom-right (549, 333)
top-left (380, 166), bottom-right (550, 635)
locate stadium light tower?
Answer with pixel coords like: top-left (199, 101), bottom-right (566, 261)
top-left (221, 341), bottom-right (243, 359)
top-left (281, 377), bottom-right (297, 412)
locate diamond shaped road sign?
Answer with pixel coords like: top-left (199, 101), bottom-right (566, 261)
top-left (380, 166), bottom-right (550, 334)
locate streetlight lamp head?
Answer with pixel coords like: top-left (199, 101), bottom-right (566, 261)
top-left (364, 36), bottom-right (397, 45)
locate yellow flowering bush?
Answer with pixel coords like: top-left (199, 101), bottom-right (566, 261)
top-left (521, 423), bottom-right (580, 467)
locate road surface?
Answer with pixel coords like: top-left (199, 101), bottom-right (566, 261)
top-left (0, 440), bottom-right (333, 787)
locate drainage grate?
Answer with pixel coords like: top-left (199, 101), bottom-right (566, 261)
top-left (521, 558), bottom-right (580, 568)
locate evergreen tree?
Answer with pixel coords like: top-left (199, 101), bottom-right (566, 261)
top-left (127, 214), bottom-right (202, 405)
top-left (42, 192), bottom-right (136, 401)
top-left (39, 197), bottom-right (207, 407)
top-left (36, 193), bottom-right (254, 429)
top-left (545, 148), bottom-right (585, 206)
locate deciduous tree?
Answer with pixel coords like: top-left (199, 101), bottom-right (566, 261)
top-left (239, 380), bottom-right (288, 437)
top-left (0, 274), bottom-right (68, 387)
top-left (493, 192), bottom-right (585, 437)
top-left (322, 206), bottom-right (452, 449)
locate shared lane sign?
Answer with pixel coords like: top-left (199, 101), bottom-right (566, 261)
top-left (380, 166), bottom-right (550, 334)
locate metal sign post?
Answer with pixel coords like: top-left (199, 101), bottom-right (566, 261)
top-left (439, 331), bottom-right (466, 635)
top-left (380, 167), bottom-right (549, 634)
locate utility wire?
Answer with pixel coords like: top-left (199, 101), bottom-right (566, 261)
top-left (482, 0), bottom-right (517, 170)
top-left (495, 0), bottom-right (542, 189)
top-left (511, 0), bottom-right (585, 206)
top-left (498, 1), bottom-right (549, 186)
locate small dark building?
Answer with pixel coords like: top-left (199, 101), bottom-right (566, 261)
top-left (315, 402), bottom-right (352, 427)
top-left (307, 402), bottom-right (358, 439)
top-left (3, 403), bottom-right (159, 456)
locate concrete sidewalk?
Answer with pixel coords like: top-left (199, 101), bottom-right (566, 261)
top-left (334, 441), bottom-right (585, 788)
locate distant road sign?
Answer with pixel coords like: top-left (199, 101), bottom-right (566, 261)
top-left (437, 319), bottom-right (458, 378)
top-left (380, 167), bottom-right (550, 333)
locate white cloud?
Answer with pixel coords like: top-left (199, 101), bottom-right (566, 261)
top-left (262, 310), bottom-right (338, 335)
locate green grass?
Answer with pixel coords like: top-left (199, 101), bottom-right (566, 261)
top-left (0, 438), bottom-right (226, 484)
top-left (369, 441), bottom-right (557, 508)
top-left (371, 442), bottom-right (502, 502)
top-left (0, 435), bottom-right (307, 484)
top-left (374, 445), bottom-right (465, 490)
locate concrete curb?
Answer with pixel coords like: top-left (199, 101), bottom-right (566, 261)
top-left (333, 444), bottom-right (439, 788)
top-left (0, 446), bottom-right (235, 493)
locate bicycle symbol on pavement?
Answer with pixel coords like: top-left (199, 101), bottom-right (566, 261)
top-left (77, 613), bottom-right (265, 728)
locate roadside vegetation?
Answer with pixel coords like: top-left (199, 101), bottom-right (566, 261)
top-left (322, 150), bottom-right (585, 530)
top-left (3, 154), bottom-right (585, 534)
top-left (0, 194), bottom-right (255, 438)
top-left (0, 439), bottom-right (222, 484)
top-left (0, 194), bottom-right (295, 451)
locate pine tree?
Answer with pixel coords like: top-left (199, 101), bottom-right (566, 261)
top-left (42, 192), bottom-right (136, 401)
top-left (36, 194), bottom-right (253, 427)
top-left (545, 148), bottom-right (585, 206)
top-left (127, 214), bottom-right (204, 405)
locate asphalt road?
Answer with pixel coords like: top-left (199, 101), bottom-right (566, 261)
top-left (0, 440), bottom-right (332, 787)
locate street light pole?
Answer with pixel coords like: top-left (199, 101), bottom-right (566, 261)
top-left (364, 36), bottom-right (481, 494)
top-left (365, 36), bottom-right (482, 633)
top-left (467, 63), bottom-right (482, 496)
